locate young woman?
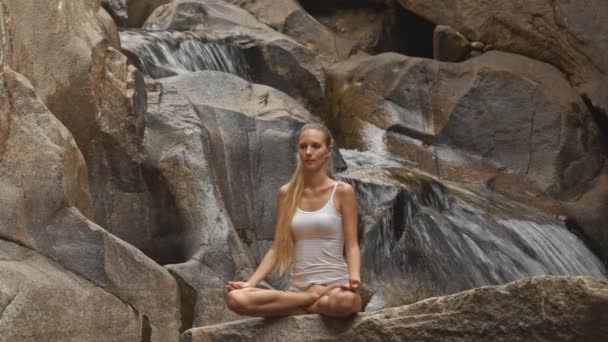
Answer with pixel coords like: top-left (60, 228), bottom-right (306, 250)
top-left (225, 123), bottom-right (362, 318)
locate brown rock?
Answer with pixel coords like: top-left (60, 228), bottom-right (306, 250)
top-left (225, 0), bottom-right (302, 29)
top-left (0, 240), bottom-right (140, 342)
top-left (102, 0), bottom-right (172, 27)
top-left (181, 276), bottom-right (608, 342)
top-left (0, 68), bottom-right (182, 342)
top-left (325, 51), bottom-right (603, 200)
top-left (433, 25), bottom-right (470, 62)
top-left (397, 0), bottom-right (608, 116)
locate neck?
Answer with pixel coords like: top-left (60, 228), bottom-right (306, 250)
top-left (302, 169), bottom-right (329, 189)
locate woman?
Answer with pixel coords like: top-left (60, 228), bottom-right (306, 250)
top-left (225, 123), bottom-right (362, 318)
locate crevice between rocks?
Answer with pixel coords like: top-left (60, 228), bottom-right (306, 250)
top-left (582, 95), bottom-right (608, 157)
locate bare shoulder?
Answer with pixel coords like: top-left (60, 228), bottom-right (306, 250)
top-left (335, 181), bottom-right (356, 200)
top-left (278, 183), bottom-right (290, 199)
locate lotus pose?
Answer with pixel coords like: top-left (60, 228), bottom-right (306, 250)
top-left (225, 123), bottom-right (362, 318)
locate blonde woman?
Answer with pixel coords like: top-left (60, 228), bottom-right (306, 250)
top-left (225, 123), bottom-right (362, 318)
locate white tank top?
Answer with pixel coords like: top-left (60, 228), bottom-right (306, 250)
top-left (289, 182), bottom-right (349, 291)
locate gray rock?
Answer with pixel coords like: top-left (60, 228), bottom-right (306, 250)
top-left (325, 51), bottom-right (603, 200)
top-left (181, 276), bottom-right (608, 342)
top-left (145, 70), bottom-right (316, 325)
top-left (143, 0), bottom-right (324, 111)
top-left (397, 0), bottom-right (608, 117)
top-left (0, 240), bottom-right (140, 342)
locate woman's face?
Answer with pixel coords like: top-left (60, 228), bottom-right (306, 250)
top-left (298, 129), bottom-right (331, 172)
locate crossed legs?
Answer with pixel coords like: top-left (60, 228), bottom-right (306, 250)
top-left (225, 283), bottom-right (361, 318)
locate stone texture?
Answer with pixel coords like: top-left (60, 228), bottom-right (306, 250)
top-left (0, 0), bottom-right (176, 264)
top-left (102, 0), bottom-right (172, 27)
top-left (181, 276), bottom-right (608, 342)
top-left (325, 51), bottom-right (603, 200)
top-left (146, 70), bottom-right (316, 325)
top-left (0, 68), bottom-right (182, 342)
top-left (397, 0), bottom-right (608, 116)
top-left (0, 240), bottom-right (140, 342)
top-left (225, 0), bottom-right (302, 30)
top-left (143, 0), bottom-right (324, 111)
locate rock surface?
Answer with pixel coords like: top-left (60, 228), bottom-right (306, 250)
top-left (143, 0), bottom-right (324, 111)
top-left (0, 240), bottom-right (140, 342)
top-left (181, 276), bottom-right (608, 342)
top-left (325, 51), bottom-right (603, 200)
top-left (102, 0), bottom-right (172, 27)
top-left (225, 0), bottom-right (302, 29)
top-left (397, 0), bottom-right (608, 116)
top-left (146, 70), bottom-right (315, 325)
top-left (0, 68), bottom-right (182, 342)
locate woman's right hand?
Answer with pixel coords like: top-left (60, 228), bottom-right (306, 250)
top-left (226, 281), bottom-right (254, 292)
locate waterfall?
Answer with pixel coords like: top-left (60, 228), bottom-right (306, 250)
top-left (120, 30), bottom-right (251, 80)
top-left (338, 149), bottom-right (607, 310)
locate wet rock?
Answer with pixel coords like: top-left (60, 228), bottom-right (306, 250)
top-left (143, 0), bottom-right (324, 111)
top-left (397, 0), bottom-right (608, 117)
top-left (181, 276), bottom-right (608, 342)
top-left (338, 166), bottom-right (605, 307)
top-left (146, 70), bottom-right (316, 325)
top-left (0, 240), bottom-right (140, 342)
top-left (0, 68), bottom-right (182, 342)
top-left (433, 25), bottom-right (470, 62)
top-left (101, 0), bottom-right (172, 27)
top-left (325, 51), bottom-right (603, 200)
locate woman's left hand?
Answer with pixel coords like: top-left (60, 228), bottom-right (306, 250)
top-left (340, 278), bottom-right (361, 292)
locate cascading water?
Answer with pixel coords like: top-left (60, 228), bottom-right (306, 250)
top-left (338, 150), bottom-right (607, 311)
top-left (120, 30), bottom-right (251, 80)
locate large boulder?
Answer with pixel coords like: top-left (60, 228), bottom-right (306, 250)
top-left (145, 70), bottom-right (315, 325)
top-left (325, 51), bottom-right (604, 201)
top-left (0, 68), bottom-right (182, 342)
top-left (181, 276), bottom-right (608, 342)
top-left (141, 0), bottom-right (324, 111)
top-left (397, 0), bottom-right (608, 116)
top-left (0, 240), bottom-right (140, 342)
top-left (0, 0), bottom-right (174, 263)
top-left (224, 0), bottom-right (302, 30)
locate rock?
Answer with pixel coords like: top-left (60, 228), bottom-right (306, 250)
top-left (101, 0), bottom-right (172, 27)
top-left (181, 276), bottom-right (608, 342)
top-left (0, 240), bottom-right (140, 342)
top-left (0, 0), bottom-right (173, 263)
top-left (397, 0), bottom-right (608, 117)
top-left (470, 41), bottom-right (484, 50)
top-left (282, 9), bottom-right (353, 64)
top-left (145, 70), bottom-right (316, 325)
top-left (433, 25), bottom-right (470, 62)
top-left (0, 68), bottom-right (182, 342)
top-left (224, 0), bottom-right (302, 30)
top-left (142, 0), bottom-right (324, 111)
top-left (324, 51), bottom-right (603, 200)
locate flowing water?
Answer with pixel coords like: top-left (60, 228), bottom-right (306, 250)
top-left (338, 150), bottom-right (607, 311)
top-left (120, 30), bottom-right (251, 79)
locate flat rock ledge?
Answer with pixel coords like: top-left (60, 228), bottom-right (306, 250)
top-left (181, 276), bottom-right (608, 342)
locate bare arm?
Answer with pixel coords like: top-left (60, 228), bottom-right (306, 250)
top-left (339, 183), bottom-right (361, 290)
top-left (227, 186), bottom-right (287, 290)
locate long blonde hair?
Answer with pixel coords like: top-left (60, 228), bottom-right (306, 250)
top-left (274, 123), bottom-right (334, 274)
